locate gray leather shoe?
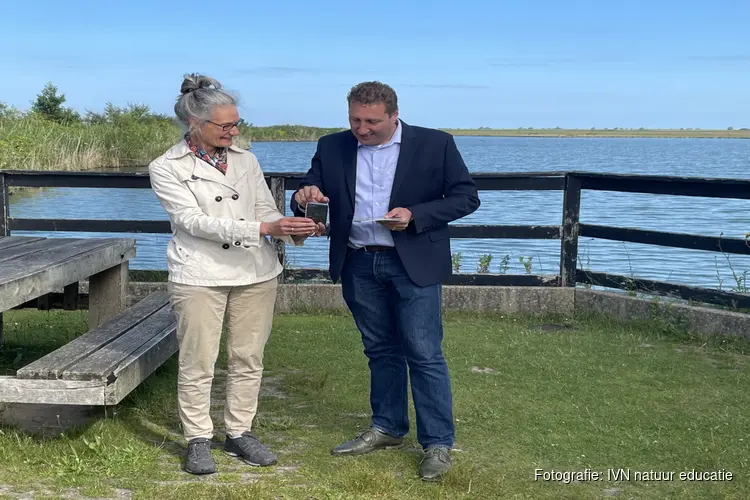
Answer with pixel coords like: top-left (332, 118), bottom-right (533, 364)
top-left (331, 428), bottom-right (404, 456)
top-left (419, 446), bottom-right (452, 481)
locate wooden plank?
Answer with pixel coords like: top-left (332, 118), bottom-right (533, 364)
top-left (62, 304), bottom-right (176, 381)
top-left (0, 376), bottom-right (105, 405)
top-left (579, 224), bottom-right (750, 255)
top-left (8, 218), bottom-right (171, 234)
top-left (0, 238), bottom-right (135, 311)
top-left (473, 175), bottom-right (566, 191)
top-left (16, 292), bottom-right (171, 379)
top-left (0, 236), bottom-right (46, 251)
top-left (3, 171), bottom-right (152, 189)
top-left (574, 172), bottom-right (750, 199)
top-left (105, 321), bottom-right (178, 405)
top-left (63, 282), bottom-right (79, 310)
top-left (14, 292), bottom-right (88, 310)
top-left (449, 224), bottom-right (561, 239)
top-left (270, 177), bottom-right (286, 279)
top-left (447, 273), bottom-right (561, 286)
top-left (576, 270), bottom-right (750, 309)
top-left (0, 238), bottom-right (116, 282)
top-left (0, 237), bottom-right (80, 264)
top-left (560, 175), bottom-right (582, 287)
top-left (89, 261), bottom-right (129, 329)
top-left (0, 174), bottom-right (8, 237)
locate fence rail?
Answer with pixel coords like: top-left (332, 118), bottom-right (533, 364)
top-left (1, 169), bottom-right (749, 309)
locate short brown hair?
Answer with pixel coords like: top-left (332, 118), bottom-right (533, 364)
top-left (347, 81), bottom-right (398, 115)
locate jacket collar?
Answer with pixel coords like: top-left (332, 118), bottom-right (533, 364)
top-left (165, 139), bottom-right (246, 160)
top-left (165, 139), bottom-right (248, 189)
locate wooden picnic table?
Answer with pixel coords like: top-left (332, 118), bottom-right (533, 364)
top-left (0, 236), bottom-right (136, 342)
top-left (0, 236), bottom-right (179, 406)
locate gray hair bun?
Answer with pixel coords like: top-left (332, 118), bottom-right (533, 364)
top-left (180, 74), bottom-right (222, 95)
top-left (174, 73), bottom-right (236, 131)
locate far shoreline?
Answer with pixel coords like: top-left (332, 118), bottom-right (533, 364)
top-left (247, 127), bottom-right (750, 141)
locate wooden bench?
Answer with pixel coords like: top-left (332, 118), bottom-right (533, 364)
top-left (0, 292), bottom-right (177, 405)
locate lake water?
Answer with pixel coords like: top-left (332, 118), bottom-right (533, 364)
top-left (9, 136), bottom-right (750, 290)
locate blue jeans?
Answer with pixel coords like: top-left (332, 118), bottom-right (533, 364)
top-left (341, 247), bottom-right (455, 449)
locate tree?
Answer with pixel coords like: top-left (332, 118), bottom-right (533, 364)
top-left (0, 101), bottom-right (22, 119)
top-left (30, 82), bottom-right (80, 124)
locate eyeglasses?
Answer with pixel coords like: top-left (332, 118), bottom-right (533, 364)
top-left (207, 120), bottom-right (241, 132)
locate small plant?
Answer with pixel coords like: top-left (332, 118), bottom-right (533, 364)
top-left (451, 252), bottom-right (461, 274)
top-left (499, 254), bottom-right (511, 274)
top-left (451, 252), bottom-right (462, 273)
top-left (477, 254), bottom-right (493, 274)
top-left (519, 256), bottom-right (533, 274)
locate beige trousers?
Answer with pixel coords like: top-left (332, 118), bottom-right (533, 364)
top-left (167, 277), bottom-right (278, 441)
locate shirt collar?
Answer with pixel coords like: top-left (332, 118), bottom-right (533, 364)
top-left (357, 119), bottom-right (402, 149)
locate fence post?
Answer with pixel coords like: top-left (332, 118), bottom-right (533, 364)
top-left (269, 176), bottom-right (286, 283)
top-left (0, 173), bottom-right (7, 345)
top-left (559, 173), bottom-right (581, 287)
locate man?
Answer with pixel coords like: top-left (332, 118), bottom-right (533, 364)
top-left (291, 81), bottom-right (480, 480)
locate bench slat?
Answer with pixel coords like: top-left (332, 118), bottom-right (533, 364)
top-left (62, 305), bottom-right (176, 381)
top-left (0, 376), bottom-right (106, 405)
top-left (0, 238), bottom-right (115, 284)
top-left (16, 292), bottom-right (171, 380)
top-left (105, 322), bottom-right (178, 405)
top-left (0, 236), bottom-right (48, 254)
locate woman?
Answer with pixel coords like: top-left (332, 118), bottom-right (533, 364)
top-left (149, 73), bottom-right (323, 475)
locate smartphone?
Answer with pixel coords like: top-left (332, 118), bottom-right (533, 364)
top-left (305, 202), bottom-right (329, 225)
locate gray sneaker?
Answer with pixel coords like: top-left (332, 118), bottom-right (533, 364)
top-left (185, 438), bottom-right (216, 475)
top-left (224, 432), bottom-right (278, 467)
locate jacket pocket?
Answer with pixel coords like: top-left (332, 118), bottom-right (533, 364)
top-left (167, 238), bottom-right (195, 265)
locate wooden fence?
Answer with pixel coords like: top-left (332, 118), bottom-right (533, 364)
top-left (1, 170), bottom-right (749, 309)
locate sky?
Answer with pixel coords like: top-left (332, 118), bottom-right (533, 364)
top-left (1, 0), bottom-right (748, 129)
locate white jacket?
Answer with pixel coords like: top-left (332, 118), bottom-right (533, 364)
top-left (149, 140), bottom-right (299, 286)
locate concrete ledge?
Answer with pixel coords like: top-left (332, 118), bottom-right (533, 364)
top-left (123, 282), bottom-right (574, 315)
top-left (575, 288), bottom-right (750, 340)
top-left (89, 282), bottom-right (750, 340)
top-left (442, 286), bottom-right (573, 313)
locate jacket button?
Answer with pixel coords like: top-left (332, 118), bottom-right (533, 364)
top-left (222, 243), bottom-right (230, 249)
top-left (191, 175), bottom-right (198, 180)
top-left (215, 196), bottom-right (223, 202)
top-left (232, 194), bottom-right (239, 200)
top-left (234, 241), bottom-right (241, 246)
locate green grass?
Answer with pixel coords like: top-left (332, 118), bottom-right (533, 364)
top-left (0, 308), bottom-right (748, 499)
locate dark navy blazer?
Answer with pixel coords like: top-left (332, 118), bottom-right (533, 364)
top-left (291, 121), bottom-right (480, 287)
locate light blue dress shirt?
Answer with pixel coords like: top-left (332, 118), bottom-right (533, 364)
top-left (348, 121), bottom-right (403, 248)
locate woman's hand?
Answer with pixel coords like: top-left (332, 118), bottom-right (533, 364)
top-left (260, 217), bottom-right (318, 237)
top-left (290, 222), bottom-right (326, 243)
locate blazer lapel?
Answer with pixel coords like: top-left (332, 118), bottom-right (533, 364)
top-left (389, 121), bottom-right (417, 206)
top-left (342, 132), bottom-right (358, 209)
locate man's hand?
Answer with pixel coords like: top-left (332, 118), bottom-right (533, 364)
top-left (290, 222), bottom-right (326, 243)
top-left (261, 217), bottom-right (318, 237)
top-left (294, 185), bottom-right (329, 209)
top-left (377, 208), bottom-right (412, 231)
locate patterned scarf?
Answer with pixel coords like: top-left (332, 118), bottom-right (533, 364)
top-left (185, 133), bottom-right (228, 175)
